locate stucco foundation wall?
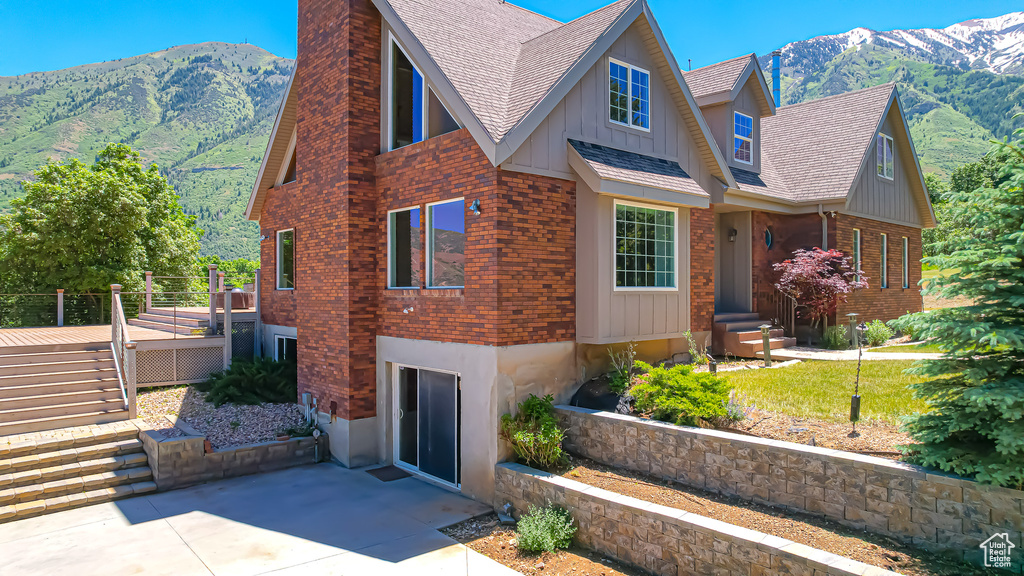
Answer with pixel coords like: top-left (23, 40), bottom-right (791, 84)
top-left (557, 406), bottom-right (1024, 572)
top-left (376, 336), bottom-right (577, 504)
top-left (495, 463), bottom-right (899, 576)
top-left (140, 429), bottom-right (326, 491)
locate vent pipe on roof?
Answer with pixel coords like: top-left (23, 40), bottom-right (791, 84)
top-left (771, 50), bottom-right (781, 107)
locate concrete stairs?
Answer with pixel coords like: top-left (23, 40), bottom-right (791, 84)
top-left (0, 421), bottom-right (154, 523)
top-left (127, 308), bottom-right (209, 335)
top-left (713, 312), bottom-right (797, 359)
top-left (0, 344), bottom-right (129, 436)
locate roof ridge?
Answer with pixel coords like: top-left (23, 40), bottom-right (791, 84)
top-left (682, 53), bottom-right (753, 74)
top-left (777, 82), bottom-right (895, 111)
top-left (503, 0), bottom-right (563, 25)
top-left (518, 0), bottom-right (634, 46)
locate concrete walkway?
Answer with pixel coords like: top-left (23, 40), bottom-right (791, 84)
top-left (763, 346), bottom-right (941, 362)
top-left (0, 464), bottom-right (521, 576)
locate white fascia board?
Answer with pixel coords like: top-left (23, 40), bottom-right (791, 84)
top-left (245, 70), bottom-right (295, 221)
top-left (730, 57), bottom-right (776, 117)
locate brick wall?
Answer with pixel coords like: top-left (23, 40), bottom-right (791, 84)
top-left (835, 214), bottom-right (923, 322)
top-left (259, 182), bottom-right (298, 328)
top-left (751, 211), bottom-right (833, 318)
top-left (375, 129), bottom-right (576, 347)
top-left (689, 208), bottom-right (715, 334)
top-left (495, 463), bottom-right (899, 576)
top-left (557, 406), bottom-right (1024, 572)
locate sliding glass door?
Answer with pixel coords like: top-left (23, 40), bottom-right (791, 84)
top-left (395, 366), bottom-right (460, 486)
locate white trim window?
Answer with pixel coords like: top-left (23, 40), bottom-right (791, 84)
top-left (852, 228), bottom-right (862, 282)
top-left (902, 236), bottom-right (910, 289)
top-left (877, 133), bottom-right (894, 180)
top-left (609, 59), bottom-right (650, 131)
top-left (880, 233), bottom-right (888, 288)
top-left (274, 335), bottom-right (297, 362)
top-left (388, 206), bottom-right (422, 289)
top-left (426, 199), bottom-right (465, 288)
top-left (614, 200), bottom-right (677, 290)
top-left (276, 229), bottom-right (294, 290)
top-left (733, 112), bottom-right (753, 164)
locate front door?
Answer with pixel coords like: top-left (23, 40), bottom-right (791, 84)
top-left (715, 211), bottom-right (753, 312)
top-left (395, 366), bottom-right (460, 486)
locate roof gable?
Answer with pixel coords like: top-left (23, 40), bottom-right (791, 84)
top-left (682, 54), bottom-right (774, 116)
top-left (246, 72), bottom-right (296, 221)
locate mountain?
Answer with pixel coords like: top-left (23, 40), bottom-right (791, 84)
top-left (0, 42), bottom-right (293, 260)
top-left (761, 12), bottom-right (1024, 177)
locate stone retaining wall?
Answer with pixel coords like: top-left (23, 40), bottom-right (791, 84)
top-left (139, 423), bottom-right (327, 491)
top-left (495, 463), bottom-right (899, 576)
top-left (556, 405), bottom-right (1023, 573)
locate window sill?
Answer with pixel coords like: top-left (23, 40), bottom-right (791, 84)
top-left (383, 288), bottom-right (464, 298)
top-left (275, 288), bottom-right (295, 292)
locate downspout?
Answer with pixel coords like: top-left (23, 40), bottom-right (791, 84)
top-left (818, 204), bottom-right (828, 250)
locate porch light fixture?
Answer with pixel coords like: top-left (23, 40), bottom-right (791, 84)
top-left (470, 199), bottom-right (482, 215)
top-left (403, 306), bottom-right (414, 314)
top-left (727, 228), bottom-right (738, 242)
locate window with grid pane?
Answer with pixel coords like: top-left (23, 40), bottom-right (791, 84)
top-left (609, 60), bottom-right (649, 130)
top-left (609, 61), bottom-right (629, 125)
top-left (615, 203), bottom-right (675, 289)
top-left (734, 112), bottom-right (753, 164)
top-left (876, 133), bottom-right (894, 180)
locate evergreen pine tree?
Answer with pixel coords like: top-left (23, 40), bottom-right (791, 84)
top-left (894, 123), bottom-right (1024, 488)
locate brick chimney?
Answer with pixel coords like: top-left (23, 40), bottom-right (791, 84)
top-left (294, 0), bottom-right (382, 428)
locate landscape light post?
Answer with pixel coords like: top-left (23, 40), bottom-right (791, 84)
top-left (760, 324), bottom-right (773, 367)
top-left (850, 322), bottom-right (867, 437)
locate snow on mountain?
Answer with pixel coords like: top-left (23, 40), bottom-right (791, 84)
top-left (775, 11), bottom-right (1024, 77)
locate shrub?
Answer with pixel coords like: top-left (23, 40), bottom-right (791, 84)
top-left (516, 505), bottom-right (576, 553)
top-left (628, 361), bottom-right (735, 427)
top-left (194, 356), bottom-right (298, 407)
top-left (822, 325), bottom-right (849, 350)
top-left (683, 330), bottom-right (709, 365)
top-left (499, 394), bottom-right (566, 469)
top-left (864, 319), bottom-right (894, 347)
top-left (607, 341), bottom-right (637, 394)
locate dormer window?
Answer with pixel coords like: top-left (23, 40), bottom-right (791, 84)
top-left (877, 133), bottom-right (894, 180)
top-left (388, 36), bottom-right (460, 151)
top-left (733, 112), bottom-right (753, 164)
top-left (609, 59), bottom-right (649, 131)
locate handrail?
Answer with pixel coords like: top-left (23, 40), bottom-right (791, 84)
top-left (771, 287), bottom-right (798, 338)
top-left (111, 292), bottom-right (133, 410)
top-left (110, 342), bottom-right (129, 410)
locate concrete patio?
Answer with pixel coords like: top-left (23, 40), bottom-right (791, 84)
top-left (0, 463), bottom-right (520, 576)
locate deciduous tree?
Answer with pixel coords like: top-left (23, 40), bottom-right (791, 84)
top-left (773, 248), bottom-right (867, 336)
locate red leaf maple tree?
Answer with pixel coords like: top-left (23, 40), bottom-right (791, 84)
top-left (773, 248), bottom-right (867, 329)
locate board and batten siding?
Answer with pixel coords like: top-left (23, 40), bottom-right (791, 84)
top-left (576, 179), bottom-right (691, 344)
top-left (846, 108), bottom-right (924, 227)
top-left (701, 80), bottom-right (763, 174)
top-left (502, 21), bottom-right (714, 193)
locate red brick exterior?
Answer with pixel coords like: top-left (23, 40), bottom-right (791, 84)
top-left (749, 210), bottom-right (922, 325)
top-left (689, 208), bottom-right (715, 334)
top-left (259, 181), bottom-right (298, 328)
top-left (375, 129), bottom-right (576, 347)
top-left (835, 214), bottom-right (923, 322)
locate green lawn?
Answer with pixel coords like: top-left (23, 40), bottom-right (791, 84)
top-left (921, 267), bottom-right (960, 282)
top-left (871, 342), bottom-right (944, 354)
top-left (724, 360), bottom-right (928, 424)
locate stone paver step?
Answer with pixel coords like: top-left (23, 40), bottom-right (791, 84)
top-left (0, 420), bottom-right (138, 455)
top-left (0, 466), bottom-right (152, 506)
top-left (0, 438), bottom-right (143, 472)
top-left (0, 479), bottom-right (156, 524)
top-left (0, 410), bottom-right (132, 438)
top-left (0, 451), bottom-right (149, 490)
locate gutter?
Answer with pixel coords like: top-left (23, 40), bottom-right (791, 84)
top-left (818, 204), bottom-right (828, 250)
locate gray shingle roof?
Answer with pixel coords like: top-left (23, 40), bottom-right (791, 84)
top-left (743, 83), bottom-right (895, 203)
top-left (681, 54), bottom-right (752, 100)
top-left (383, 0), bottom-right (636, 142)
top-left (570, 139), bottom-right (708, 197)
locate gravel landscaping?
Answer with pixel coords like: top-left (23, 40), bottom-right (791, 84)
top-left (137, 385), bottom-right (305, 449)
top-left (560, 456), bottom-right (988, 576)
top-left (442, 513), bottom-right (646, 576)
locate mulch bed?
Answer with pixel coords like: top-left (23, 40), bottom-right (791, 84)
top-left (725, 407), bottom-right (915, 459)
top-left (442, 513), bottom-right (647, 576)
top-left (560, 456), bottom-right (989, 576)
top-left (137, 385), bottom-right (305, 449)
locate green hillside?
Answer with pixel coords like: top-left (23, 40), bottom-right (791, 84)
top-left (0, 42), bottom-right (293, 259)
top-left (771, 44), bottom-right (1024, 177)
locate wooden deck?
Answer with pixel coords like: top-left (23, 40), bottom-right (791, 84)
top-left (0, 324), bottom-right (209, 349)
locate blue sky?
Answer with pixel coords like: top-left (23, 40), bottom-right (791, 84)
top-left (1, 0), bottom-right (1020, 76)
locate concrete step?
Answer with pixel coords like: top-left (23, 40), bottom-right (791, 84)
top-left (0, 438), bottom-right (142, 473)
top-left (0, 387), bottom-right (123, 411)
top-left (0, 479), bottom-right (156, 524)
top-left (0, 368), bottom-right (118, 388)
top-left (0, 466), bottom-right (152, 506)
top-left (731, 328), bottom-right (784, 340)
top-left (2, 452), bottom-right (149, 490)
top-left (127, 318), bottom-right (199, 335)
top-left (0, 398), bottom-right (127, 423)
top-left (0, 408), bottom-right (130, 436)
top-left (0, 349), bottom-right (113, 367)
top-left (734, 337), bottom-right (798, 358)
top-left (0, 358), bottom-right (115, 377)
top-left (721, 320), bottom-right (771, 332)
top-left (0, 378), bottom-right (121, 400)
top-left (137, 312), bottom-right (208, 328)
top-left (713, 312), bottom-right (760, 323)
